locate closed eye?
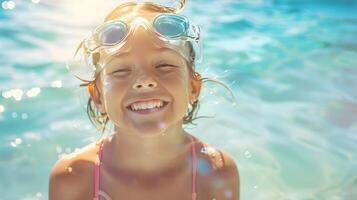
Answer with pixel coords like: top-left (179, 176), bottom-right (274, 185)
top-left (113, 69), bottom-right (130, 72)
top-left (112, 69), bottom-right (131, 75)
top-left (110, 64), bottom-right (177, 75)
top-left (156, 64), bottom-right (177, 68)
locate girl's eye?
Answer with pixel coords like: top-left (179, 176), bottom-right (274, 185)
top-left (109, 64), bottom-right (177, 75)
top-left (112, 68), bottom-right (131, 75)
top-left (156, 64), bottom-right (177, 69)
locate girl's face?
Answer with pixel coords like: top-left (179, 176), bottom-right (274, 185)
top-left (90, 10), bottom-right (202, 136)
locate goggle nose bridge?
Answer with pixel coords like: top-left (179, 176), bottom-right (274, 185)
top-left (129, 17), bottom-right (156, 37)
top-left (131, 17), bottom-right (152, 28)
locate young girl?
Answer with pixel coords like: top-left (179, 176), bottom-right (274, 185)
top-left (49, 1), bottom-right (239, 200)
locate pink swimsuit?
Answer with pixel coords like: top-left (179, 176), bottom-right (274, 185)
top-left (93, 135), bottom-right (198, 200)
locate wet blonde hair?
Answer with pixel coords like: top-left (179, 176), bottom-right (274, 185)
top-left (79, 1), bottom-right (232, 134)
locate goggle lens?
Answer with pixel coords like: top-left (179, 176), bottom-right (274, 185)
top-left (154, 14), bottom-right (188, 38)
top-left (96, 22), bottom-right (127, 45)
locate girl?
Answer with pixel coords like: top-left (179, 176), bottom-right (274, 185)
top-left (49, 1), bottom-right (239, 200)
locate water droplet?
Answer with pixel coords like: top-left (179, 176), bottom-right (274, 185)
top-left (200, 147), bottom-right (208, 153)
top-left (26, 87), bottom-right (41, 97)
top-left (159, 121), bottom-right (166, 129)
top-left (56, 145), bottom-right (62, 153)
top-left (200, 146), bottom-right (217, 157)
top-left (244, 150), bottom-right (251, 158)
top-left (6, 1), bottom-right (16, 10)
top-left (15, 137), bottom-right (22, 144)
top-left (1, 1), bottom-right (7, 10)
top-left (21, 113), bottom-right (28, 119)
top-left (12, 112), bottom-right (17, 118)
top-left (224, 189), bottom-right (233, 198)
top-left (65, 147), bottom-right (72, 153)
top-left (0, 105), bottom-right (5, 113)
top-left (51, 80), bottom-right (62, 88)
top-left (10, 141), bottom-right (16, 147)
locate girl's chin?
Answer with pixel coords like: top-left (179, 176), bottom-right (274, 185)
top-left (126, 118), bottom-right (170, 134)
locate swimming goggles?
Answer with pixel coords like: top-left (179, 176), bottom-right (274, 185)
top-left (67, 12), bottom-right (202, 82)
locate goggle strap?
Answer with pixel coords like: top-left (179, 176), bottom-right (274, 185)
top-left (74, 41), bottom-right (84, 56)
top-left (80, 83), bottom-right (90, 87)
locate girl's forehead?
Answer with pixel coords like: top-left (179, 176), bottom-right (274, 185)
top-left (103, 47), bottom-right (187, 66)
top-left (99, 39), bottom-right (182, 61)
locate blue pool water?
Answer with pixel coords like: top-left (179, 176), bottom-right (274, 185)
top-left (0, 0), bottom-right (356, 199)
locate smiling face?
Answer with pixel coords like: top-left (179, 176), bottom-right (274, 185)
top-left (88, 8), bottom-right (202, 136)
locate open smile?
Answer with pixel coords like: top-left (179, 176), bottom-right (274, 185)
top-left (126, 101), bottom-right (169, 115)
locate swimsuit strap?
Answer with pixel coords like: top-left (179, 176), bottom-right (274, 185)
top-left (93, 135), bottom-right (198, 200)
top-left (189, 135), bottom-right (198, 200)
top-left (93, 140), bottom-right (104, 200)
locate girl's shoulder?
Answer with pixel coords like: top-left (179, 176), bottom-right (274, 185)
top-left (49, 136), bottom-right (109, 199)
top-left (193, 136), bottom-right (236, 172)
top-left (50, 136), bottom-right (108, 173)
top-left (193, 137), bottom-right (240, 199)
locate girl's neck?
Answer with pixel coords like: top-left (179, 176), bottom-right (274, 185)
top-left (102, 123), bottom-right (193, 179)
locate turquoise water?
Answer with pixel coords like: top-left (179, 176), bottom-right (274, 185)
top-left (1, 0), bottom-right (356, 199)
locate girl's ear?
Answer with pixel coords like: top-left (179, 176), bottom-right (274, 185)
top-left (190, 72), bottom-right (202, 103)
top-left (87, 82), bottom-right (106, 114)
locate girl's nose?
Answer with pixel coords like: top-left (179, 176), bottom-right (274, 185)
top-left (133, 78), bottom-right (158, 90)
top-left (132, 70), bottom-right (158, 90)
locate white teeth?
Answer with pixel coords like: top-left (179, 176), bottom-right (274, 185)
top-left (130, 100), bottom-right (164, 111)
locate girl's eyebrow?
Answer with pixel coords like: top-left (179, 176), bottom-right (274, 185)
top-left (104, 47), bottom-right (176, 65)
top-left (112, 47), bottom-right (174, 58)
top-left (104, 51), bottom-right (131, 65)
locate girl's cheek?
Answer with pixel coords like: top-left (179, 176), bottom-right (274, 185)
top-left (162, 76), bottom-right (186, 86)
top-left (159, 70), bottom-right (187, 81)
top-left (167, 70), bottom-right (189, 83)
top-left (102, 76), bottom-right (129, 91)
top-left (101, 79), bottom-right (115, 93)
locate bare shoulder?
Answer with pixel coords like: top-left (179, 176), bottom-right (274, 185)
top-left (193, 137), bottom-right (240, 200)
top-left (49, 139), bottom-right (104, 200)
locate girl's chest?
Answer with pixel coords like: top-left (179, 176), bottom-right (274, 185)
top-left (98, 167), bottom-right (210, 200)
